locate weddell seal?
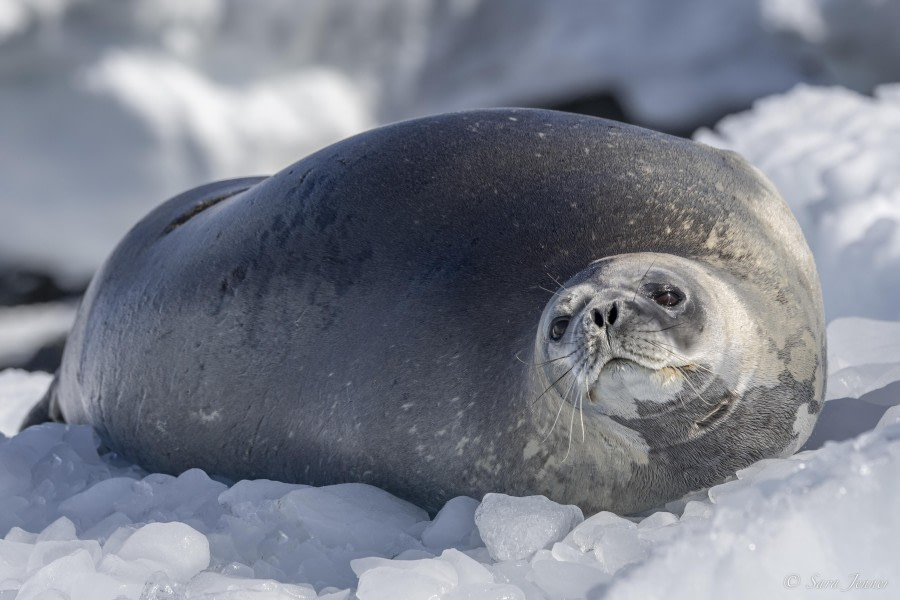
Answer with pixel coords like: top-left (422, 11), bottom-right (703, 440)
top-left (25, 109), bottom-right (826, 515)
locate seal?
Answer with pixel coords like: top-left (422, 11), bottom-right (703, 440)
top-left (25, 109), bottom-right (826, 515)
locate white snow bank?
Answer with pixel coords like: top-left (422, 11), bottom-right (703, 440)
top-left (1, 403), bottom-right (897, 598)
top-left (0, 312), bottom-right (898, 598)
top-left (0, 370), bottom-right (52, 437)
top-left (0, 0), bottom-right (834, 282)
top-left (697, 83), bottom-right (900, 321)
top-left (0, 302), bottom-right (76, 369)
top-left (826, 318), bottom-right (900, 401)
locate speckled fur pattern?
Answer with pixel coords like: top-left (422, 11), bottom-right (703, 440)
top-left (33, 109), bottom-right (826, 515)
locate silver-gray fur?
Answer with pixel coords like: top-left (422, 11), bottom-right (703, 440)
top-left (27, 109), bottom-right (826, 515)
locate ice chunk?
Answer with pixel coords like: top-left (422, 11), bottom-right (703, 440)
top-left (355, 549), bottom-right (501, 600)
top-left (559, 511), bottom-right (647, 574)
top-left (637, 511), bottom-right (678, 531)
top-left (530, 558), bottom-right (609, 598)
top-left (353, 556), bottom-right (458, 600)
top-left (58, 478), bottom-right (137, 526)
top-left (826, 318), bottom-right (900, 400)
top-left (185, 571), bottom-right (320, 599)
top-left (276, 483), bottom-right (428, 553)
top-left (15, 549), bottom-right (141, 600)
top-left (438, 549), bottom-right (494, 586)
top-left (474, 494), bottom-right (583, 562)
top-left (218, 479), bottom-right (307, 514)
top-left (115, 522), bottom-right (210, 582)
top-left (421, 496), bottom-right (482, 551)
top-left (877, 404), bottom-right (900, 430)
top-left (566, 511), bottom-right (634, 553)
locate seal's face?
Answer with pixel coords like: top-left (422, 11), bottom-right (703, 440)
top-left (534, 252), bottom-right (750, 446)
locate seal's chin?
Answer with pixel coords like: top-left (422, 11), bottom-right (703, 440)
top-left (586, 356), bottom-right (692, 415)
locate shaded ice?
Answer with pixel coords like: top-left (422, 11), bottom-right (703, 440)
top-left (2, 410), bottom-right (898, 598)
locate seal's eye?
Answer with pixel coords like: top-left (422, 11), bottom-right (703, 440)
top-left (549, 317), bottom-right (570, 341)
top-left (653, 290), bottom-right (683, 307)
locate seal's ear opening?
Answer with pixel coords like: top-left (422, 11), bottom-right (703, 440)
top-left (20, 373), bottom-right (64, 430)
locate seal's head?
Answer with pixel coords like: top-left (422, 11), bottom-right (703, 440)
top-left (535, 252), bottom-right (760, 450)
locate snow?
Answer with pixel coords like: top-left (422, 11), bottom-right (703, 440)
top-left (825, 318), bottom-right (900, 401)
top-left (0, 370), bottom-right (53, 438)
top-left (0, 303), bottom-right (76, 370)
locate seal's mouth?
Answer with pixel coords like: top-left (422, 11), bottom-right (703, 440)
top-left (598, 357), bottom-right (640, 375)
top-left (586, 357), bottom-right (699, 405)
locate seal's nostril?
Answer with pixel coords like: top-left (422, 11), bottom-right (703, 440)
top-left (592, 308), bottom-right (604, 328)
top-left (608, 303), bottom-right (618, 325)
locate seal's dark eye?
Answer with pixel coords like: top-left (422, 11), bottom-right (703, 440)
top-left (550, 317), bottom-right (570, 341)
top-left (653, 290), bottom-right (682, 307)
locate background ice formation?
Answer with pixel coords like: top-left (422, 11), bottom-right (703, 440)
top-left (2, 0), bottom-right (899, 597)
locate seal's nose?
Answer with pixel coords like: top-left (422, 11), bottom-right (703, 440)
top-left (590, 302), bottom-right (619, 329)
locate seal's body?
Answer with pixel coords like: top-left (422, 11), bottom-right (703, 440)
top-left (32, 109), bottom-right (825, 514)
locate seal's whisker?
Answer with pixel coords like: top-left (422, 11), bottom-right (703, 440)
top-left (535, 285), bottom-right (563, 297)
top-left (533, 353), bottom-right (578, 367)
top-left (579, 382), bottom-right (586, 443)
top-left (632, 259), bottom-right (657, 303)
top-left (676, 365), bottom-right (716, 407)
top-left (633, 323), bottom-right (687, 334)
top-left (546, 272), bottom-right (567, 291)
top-left (516, 350), bottom-right (576, 367)
top-left (529, 365), bottom-right (574, 410)
top-left (561, 373), bottom-right (581, 462)
top-left (643, 338), bottom-right (716, 377)
top-left (543, 373), bottom-right (577, 443)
